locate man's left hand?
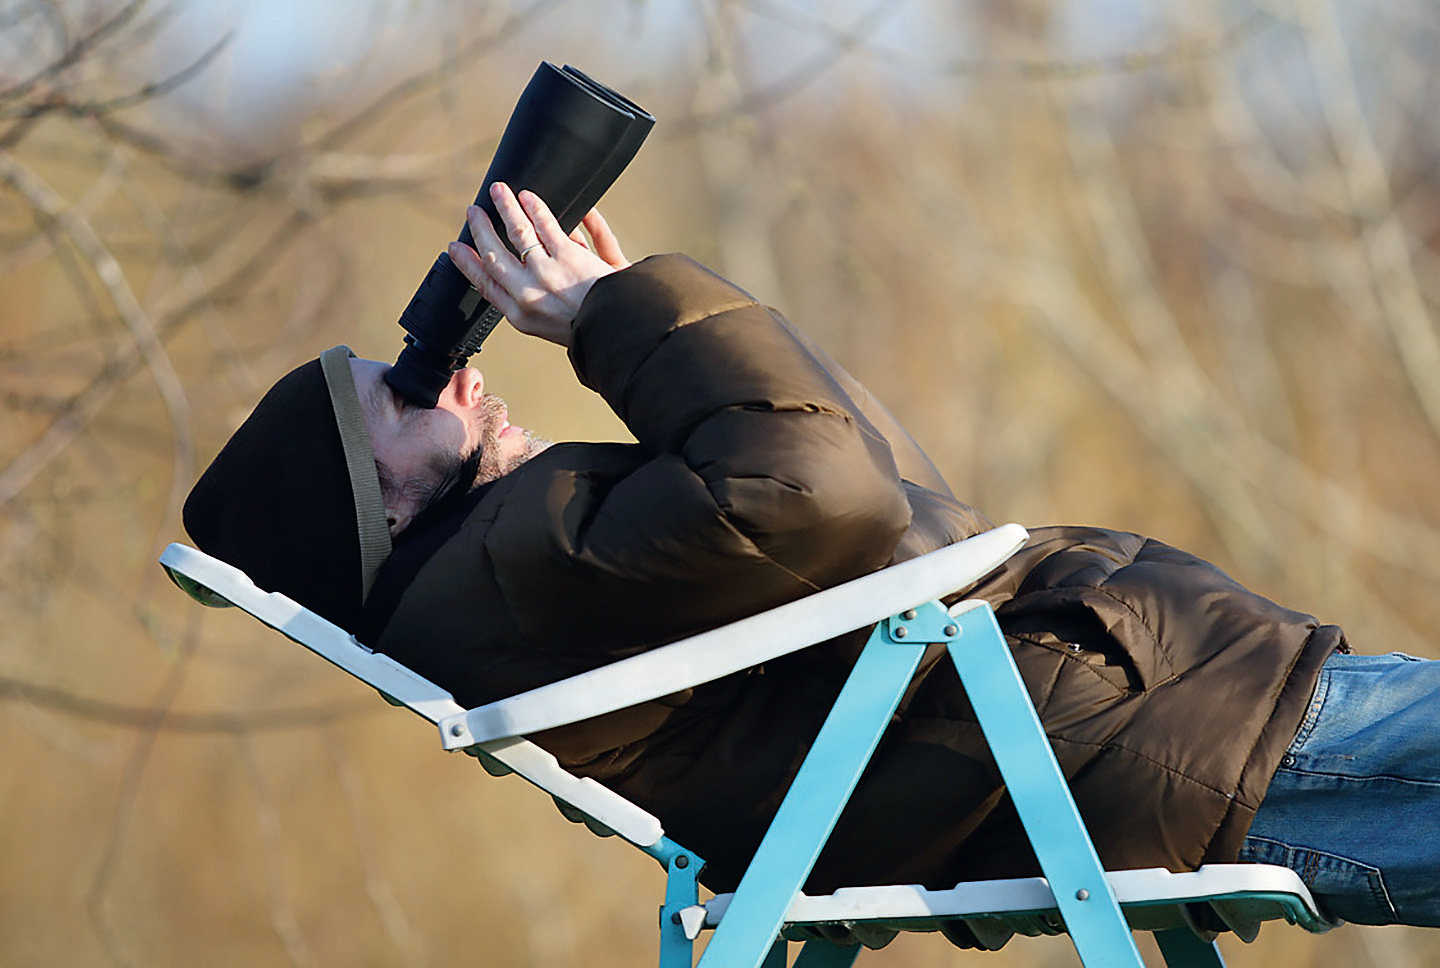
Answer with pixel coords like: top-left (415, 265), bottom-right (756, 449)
top-left (448, 182), bottom-right (629, 348)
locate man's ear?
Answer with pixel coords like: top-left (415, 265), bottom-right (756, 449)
top-left (374, 451), bottom-right (417, 538)
top-left (385, 503), bottom-right (416, 538)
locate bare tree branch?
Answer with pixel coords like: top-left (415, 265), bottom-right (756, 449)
top-left (0, 137), bottom-right (125, 271)
top-left (85, 605), bottom-right (199, 968)
top-left (667, 0), bottom-right (901, 137)
top-left (306, 0), bottom-right (570, 154)
top-left (1017, 262), bottom-right (1440, 584)
top-left (737, 0), bottom-right (1271, 84)
top-left (0, 206), bottom-right (310, 509)
top-left (0, 29), bottom-right (232, 120)
top-left (0, 149), bottom-right (194, 519)
top-left (0, 0), bottom-right (145, 104)
top-left (0, 674), bottom-right (381, 731)
top-left (1296, 0), bottom-right (1440, 440)
top-left (238, 734), bottom-right (315, 968)
top-left (329, 731), bottom-right (427, 964)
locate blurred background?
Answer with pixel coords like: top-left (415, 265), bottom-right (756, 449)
top-left (4, 0), bottom-right (1439, 965)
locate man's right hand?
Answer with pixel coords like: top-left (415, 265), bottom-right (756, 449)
top-left (448, 182), bottom-right (629, 348)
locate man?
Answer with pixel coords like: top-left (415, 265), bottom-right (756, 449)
top-left (184, 182), bottom-right (1438, 934)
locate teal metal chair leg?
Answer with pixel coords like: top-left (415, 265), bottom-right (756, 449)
top-left (656, 840), bottom-right (704, 968)
top-left (761, 938), bottom-right (788, 968)
top-left (946, 602), bottom-right (1146, 968)
top-left (793, 939), bottom-right (861, 968)
top-left (1155, 928), bottom-right (1226, 967)
top-left (695, 622), bottom-right (926, 968)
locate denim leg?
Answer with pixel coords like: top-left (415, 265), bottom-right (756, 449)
top-left (1240, 651), bottom-right (1440, 927)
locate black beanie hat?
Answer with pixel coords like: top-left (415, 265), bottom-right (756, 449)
top-left (182, 347), bottom-right (391, 631)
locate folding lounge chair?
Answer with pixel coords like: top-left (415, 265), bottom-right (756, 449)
top-left (159, 523), bottom-right (1334, 968)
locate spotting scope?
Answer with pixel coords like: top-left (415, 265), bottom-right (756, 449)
top-left (385, 62), bottom-right (654, 407)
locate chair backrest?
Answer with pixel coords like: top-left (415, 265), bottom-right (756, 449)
top-left (159, 524), bottom-right (1028, 850)
top-left (158, 541), bottom-right (666, 847)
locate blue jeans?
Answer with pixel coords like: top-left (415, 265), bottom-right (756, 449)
top-left (1239, 650), bottom-right (1440, 926)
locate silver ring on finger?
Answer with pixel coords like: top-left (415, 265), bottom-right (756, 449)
top-left (518, 241), bottom-right (546, 264)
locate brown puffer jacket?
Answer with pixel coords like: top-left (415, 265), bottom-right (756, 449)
top-left (366, 254), bottom-right (1339, 897)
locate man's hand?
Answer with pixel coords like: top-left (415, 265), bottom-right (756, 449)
top-left (448, 182), bottom-right (629, 348)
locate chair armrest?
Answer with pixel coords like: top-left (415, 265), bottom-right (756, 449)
top-left (438, 523), bottom-right (1028, 749)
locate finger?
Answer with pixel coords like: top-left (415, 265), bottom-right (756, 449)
top-left (461, 208), bottom-right (556, 315)
top-left (466, 202), bottom-right (511, 263)
top-left (568, 225), bottom-right (591, 249)
top-left (448, 241), bottom-right (522, 322)
top-left (490, 182), bottom-right (541, 256)
top-left (582, 208), bottom-right (628, 268)
top-left (517, 189), bottom-right (570, 254)
top-left (467, 204), bottom-right (522, 282)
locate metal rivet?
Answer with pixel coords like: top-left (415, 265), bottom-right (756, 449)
top-left (943, 624), bottom-right (958, 637)
top-left (675, 855), bottom-right (689, 869)
top-left (1075, 889), bottom-right (1089, 901)
top-left (893, 626), bottom-right (908, 638)
top-left (449, 723), bottom-right (464, 737)
top-left (902, 609), bottom-right (917, 621)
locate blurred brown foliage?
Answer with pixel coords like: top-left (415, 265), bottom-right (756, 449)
top-left (3, 1), bottom-right (1439, 965)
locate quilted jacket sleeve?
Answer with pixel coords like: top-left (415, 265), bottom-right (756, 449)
top-left (483, 254), bottom-right (913, 655)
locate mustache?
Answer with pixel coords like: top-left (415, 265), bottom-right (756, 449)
top-left (476, 393), bottom-right (508, 426)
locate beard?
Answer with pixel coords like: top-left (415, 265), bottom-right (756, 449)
top-left (392, 394), bottom-right (552, 536)
top-left (463, 393), bottom-right (551, 488)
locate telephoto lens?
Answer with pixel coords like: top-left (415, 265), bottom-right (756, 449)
top-left (385, 62), bottom-right (654, 407)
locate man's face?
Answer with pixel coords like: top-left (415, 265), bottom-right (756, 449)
top-left (349, 358), bottom-right (548, 532)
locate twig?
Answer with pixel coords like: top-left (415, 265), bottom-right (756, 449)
top-left (0, 0), bottom-right (146, 105)
top-left (303, 142), bottom-right (495, 200)
top-left (85, 605), bottom-right (200, 968)
top-left (238, 734), bottom-right (315, 967)
top-left (1297, 0), bottom-right (1440, 441)
top-left (1017, 263), bottom-right (1440, 584)
top-left (88, 112), bottom-right (257, 186)
top-left (306, 0), bottom-right (569, 154)
top-left (0, 206), bottom-right (311, 509)
top-left (0, 149), bottom-right (194, 519)
top-left (666, 0), bottom-right (902, 137)
top-left (0, 29), bottom-right (233, 120)
top-left (0, 675), bottom-right (381, 731)
top-left (1053, 93), bottom-right (1280, 564)
top-left (329, 729), bottom-right (427, 964)
top-left (737, 0), bottom-right (1271, 85)
top-left (941, 6), bottom-right (1272, 80)
top-left (0, 138), bottom-right (126, 274)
